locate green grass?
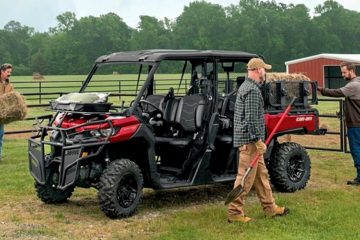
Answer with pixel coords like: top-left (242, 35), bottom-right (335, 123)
top-left (1, 139), bottom-right (360, 239)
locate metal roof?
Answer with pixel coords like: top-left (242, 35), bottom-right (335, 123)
top-left (285, 53), bottom-right (360, 65)
top-left (95, 49), bottom-right (259, 63)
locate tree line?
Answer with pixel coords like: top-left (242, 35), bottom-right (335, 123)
top-left (0, 0), bottom-right (359, 75)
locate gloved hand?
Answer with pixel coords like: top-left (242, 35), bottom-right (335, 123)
top-left (255, 140), bottom-right (267, 155)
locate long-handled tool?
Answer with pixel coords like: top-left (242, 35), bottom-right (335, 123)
top-left (224, 97), bottom-right (296, 205)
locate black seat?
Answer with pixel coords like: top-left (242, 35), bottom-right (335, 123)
top-left (144, 94), bottom-right (165, 112)
top-left (217, 75), bottom-right (246, 139)
top-left (175, 94), bottom-right (206, 133)
top-left (145, 92), bottom-right (177, 135)
top-left (163, 98), bottom-right (179, 123)
top-left (220, 92), bottom-right (236, 119)
top-left (220, 76), bottom-right (245, 118)
top-left (187, 71), bottom-right (200, 95)
top-left (155, 94), bottom-right (206, 147)
top-left (236, 76), bottom-right (245, 88)
top-left (145, 87), bottom-right (175, 113)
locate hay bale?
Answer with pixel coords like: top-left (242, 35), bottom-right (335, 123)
top-left (266, 72), bottom-right (312, 103)
top-left (33, 72), bottom-right (44, 80)
top-left (278, 134), bottom-right (291, 143)
top-left (0, 92), bottom-right (28, 124)
top-left (266, 72), bottom-right (310, 82)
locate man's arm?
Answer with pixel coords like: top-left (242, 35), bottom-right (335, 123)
top-left (317, 86), bottom-right (345, 97)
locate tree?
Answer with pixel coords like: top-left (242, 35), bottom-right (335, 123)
top-left (1, 1), bottom-right (360, 75)
top-left (28, 33), bottom-right (51, 74)
top-left (49, 12), bottom-right (77, 34)
top-left (314, 0), bottom-right (343, 14)
top-left (1, 21), bottom-right (34, 74)
top-left (173, 1), bottom-right (228, 49)
top-left (131, 16), bottom-right (172, 50)
top-left (313, 0), bottom-right (360, 53)
top-left (277, 4), bottom-right (312, 62)
top-left (69, 13), bottom-right (133, 73)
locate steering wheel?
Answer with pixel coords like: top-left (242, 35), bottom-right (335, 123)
top-left (138, 100), bottom-right (163, 119)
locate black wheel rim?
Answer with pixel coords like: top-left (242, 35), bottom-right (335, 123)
top-left (117, 173), bottom-right (138, 208)
top-left (287, 155), bottom-right (305, 182)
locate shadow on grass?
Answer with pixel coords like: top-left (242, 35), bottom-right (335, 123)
top-left (42, 183), bottom-right (234, 220)
top-left (140, 183), bottom-right (233, 211)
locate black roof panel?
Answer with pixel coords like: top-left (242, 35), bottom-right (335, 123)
top-left (95, 49), bottom-right (259, 63)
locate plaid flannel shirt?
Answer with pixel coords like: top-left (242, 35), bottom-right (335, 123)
top-left (233, 77), bottom-right (265, 147)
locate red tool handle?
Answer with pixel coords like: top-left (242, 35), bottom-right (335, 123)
top-left (224, 97), bottom-right (297, 205)
top-left (249, 97), bottom-right (296, 168)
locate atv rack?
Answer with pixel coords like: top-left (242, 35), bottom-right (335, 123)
top-left (49, 101), bottom-right (113, 112)
top-left (29, 116), bottom-right (115, 189)
top-left (264, 80), bottom-right (318, 110)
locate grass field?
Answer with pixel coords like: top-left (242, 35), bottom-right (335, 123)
top-left (1, 76), bottom-right (358, 239)
top-left (1, 138), bottom-right (360, 239)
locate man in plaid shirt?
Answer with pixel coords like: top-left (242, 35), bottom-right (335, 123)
top-left (228, 58), bottom-right (289, 223)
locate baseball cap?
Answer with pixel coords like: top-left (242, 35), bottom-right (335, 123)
top-left (247, 58), bottom-right (272, 70)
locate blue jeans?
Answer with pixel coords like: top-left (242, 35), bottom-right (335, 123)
top-left (347, 127), bottom-right (360, 180)
top-left (0, 124), bottom-right (3, 159)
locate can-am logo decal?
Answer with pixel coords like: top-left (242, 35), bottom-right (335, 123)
top-left (295, 117), bottom-right (313, 122)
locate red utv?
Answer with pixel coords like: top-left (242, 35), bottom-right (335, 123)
top-left (28, 50), bottom-right (324, 218)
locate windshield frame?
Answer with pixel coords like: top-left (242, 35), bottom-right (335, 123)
top-left (79, 61), bottom-right (159, 116)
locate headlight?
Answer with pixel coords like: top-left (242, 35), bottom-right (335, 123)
top-left (89, 127), bottom-right (119, 138)
top-left (99, 128), bottom-right (113, 137)
top-left (89, 130), bottom-right (102, 137)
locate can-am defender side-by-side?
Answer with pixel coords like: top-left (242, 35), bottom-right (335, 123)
top-left (28, 50), bottom-right (325, 218)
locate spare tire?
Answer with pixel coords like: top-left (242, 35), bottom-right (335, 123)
top-left (268, 142), bottom-right (311, 192)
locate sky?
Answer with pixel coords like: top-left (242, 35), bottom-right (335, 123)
top-left (0, 0), bottom-right (359, 32)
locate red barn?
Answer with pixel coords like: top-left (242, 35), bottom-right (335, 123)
top-left (285, 54), bottom-right (360, 89)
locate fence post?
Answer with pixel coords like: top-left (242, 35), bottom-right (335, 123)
top-left (39, 81), bottom-right (42, 104)
top-left (340, 99), bottom-right (347, 153)
top-left (118, 80), bottom-right (121, 103)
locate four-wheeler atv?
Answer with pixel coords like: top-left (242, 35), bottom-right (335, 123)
top-left (28, 50), bottom-right (324, 218)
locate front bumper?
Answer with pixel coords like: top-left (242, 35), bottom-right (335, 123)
top-left (28, 118), bottom-right (113, 190)
top-left (28, 138), bottom-right (85, 189)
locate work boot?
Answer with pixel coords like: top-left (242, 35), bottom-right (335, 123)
top-left (347, 178), bottom-right (360, 185)
top-left (264, 206), bottom-right (290, 217)
top-left (228, 215), bottom-right (252, 223)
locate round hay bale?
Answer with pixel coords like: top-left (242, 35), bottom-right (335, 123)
top-left (33, 72), bottom-right (44, 80)
top-left (0, 91), bottom-right (28, 124)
